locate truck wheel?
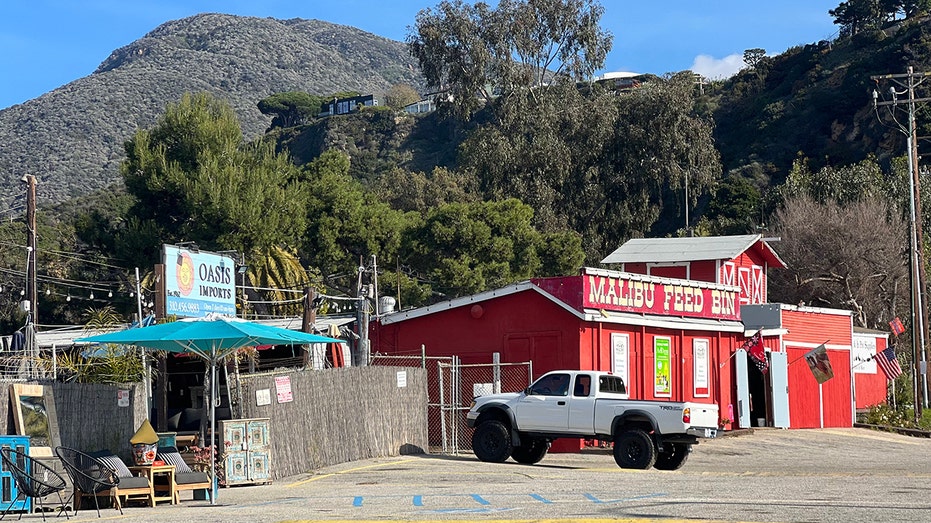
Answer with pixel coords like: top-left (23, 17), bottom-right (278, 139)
top-left (613, 429), bottom-right (656, 469)
top-left (472, 420), bottom-right (512, 463)
top-left (653, 443), bottom-right (691, 470)
top-left (510, 438), bottom-right (549, 465)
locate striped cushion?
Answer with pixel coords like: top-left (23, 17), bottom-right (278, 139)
top-left (96, 455), bottom-right (132, 478)
top-left (157, 448), bottom-right (193, 474)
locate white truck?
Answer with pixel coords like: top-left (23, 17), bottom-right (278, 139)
top-left (466, 370), bottom-right (718, 470)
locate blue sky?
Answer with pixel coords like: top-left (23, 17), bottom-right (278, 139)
top-left (0, 0), bottom-right (842, 110)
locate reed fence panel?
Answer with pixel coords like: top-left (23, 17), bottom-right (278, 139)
top-left (238, 366), bottom-right (427, 479)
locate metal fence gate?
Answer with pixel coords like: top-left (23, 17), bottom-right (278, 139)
top-left (371, 351), bottom-right (532, 454)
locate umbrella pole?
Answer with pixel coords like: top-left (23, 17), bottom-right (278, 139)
top-left (210, 352), bottom-right (217, 505)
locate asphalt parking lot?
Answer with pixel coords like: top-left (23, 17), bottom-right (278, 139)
top-left (53, 427), bottom-right (931, 523)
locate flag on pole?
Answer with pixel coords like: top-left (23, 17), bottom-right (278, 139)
top-left (740, 329), bottom-right (768, 373)
top-left (804, 344), bottom-right (834, 384)
top-left (875, 346), bottom-right (903, 381)
top-left (889, 317), bottom-right (905, 336)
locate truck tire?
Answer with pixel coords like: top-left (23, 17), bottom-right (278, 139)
top-left (613, 429), bottom-right (656, 469)
top-left (510, 437), bottom-right (549, 465)
top-left (472, 420), bottom-right (512, 463)
top-left (653, 442), bottom-right (691, 470)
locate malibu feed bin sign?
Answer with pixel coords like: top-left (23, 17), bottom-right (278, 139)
top-left (163, 245), bottom-right (236, 318)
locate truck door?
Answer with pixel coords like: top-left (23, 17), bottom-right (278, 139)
top-left (567, 374), bottom-right (595, 433)
top-left (515, 372), bottom-right (571, 431)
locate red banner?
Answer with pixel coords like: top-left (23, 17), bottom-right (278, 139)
top-left (583, 271), bottom-right (740, 321)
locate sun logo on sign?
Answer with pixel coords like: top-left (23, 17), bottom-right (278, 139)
top-left (176, 252), bottom-right (195, 296)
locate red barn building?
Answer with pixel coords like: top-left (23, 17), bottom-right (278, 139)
top-left (741, 303), bottom-right (856, 428)
top-left (373, 267), bottom-right (748, 449)
top-left (372, 235), bottom-right (893, 441)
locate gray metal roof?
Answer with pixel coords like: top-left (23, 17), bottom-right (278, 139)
top-left (601, 234), bottom-right (774, 264)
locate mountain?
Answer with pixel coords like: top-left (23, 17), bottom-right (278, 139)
top-left (0, 13), bottom-right (422, 208)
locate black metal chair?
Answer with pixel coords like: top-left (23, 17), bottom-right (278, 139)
top-left (0, 449), bottom-right (70, 521)
top-left (53, 447), bottom-right (120, 518)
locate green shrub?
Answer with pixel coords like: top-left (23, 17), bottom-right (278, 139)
top-left (861, 403), bottom-right (915, 428)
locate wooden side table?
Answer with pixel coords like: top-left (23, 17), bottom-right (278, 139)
top-left (128, 464), bottom-right (177, 505)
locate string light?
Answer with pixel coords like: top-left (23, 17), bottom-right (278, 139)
top-left (89, 291), bottom-right (94, 300)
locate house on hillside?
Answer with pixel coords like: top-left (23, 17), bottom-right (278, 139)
top-left (591, 71), bottom-right (645, 92)
top-left (321, 94), bottom-right (378, 116)
top-left (403, 99), bottom-right (436, 114)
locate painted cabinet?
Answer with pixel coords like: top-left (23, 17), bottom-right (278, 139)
top-left (0, 436), bottom-right (30, 514)
top-left (219, 418), bottom-right (271, 486)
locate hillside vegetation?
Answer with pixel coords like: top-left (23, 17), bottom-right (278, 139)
top-left (712, 16), bottom-right (931, 184)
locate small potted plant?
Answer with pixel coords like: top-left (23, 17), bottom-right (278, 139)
top-left (718, 417), bottom-right (731, 430)
top-left (190, 441), bottom-right (232, 487)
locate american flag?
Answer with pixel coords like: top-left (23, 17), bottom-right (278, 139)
top-left (875, 346), bottom-right (903, 381)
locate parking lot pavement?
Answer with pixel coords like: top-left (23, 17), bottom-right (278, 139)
top-left (57, 427), bottom-right (931, 523)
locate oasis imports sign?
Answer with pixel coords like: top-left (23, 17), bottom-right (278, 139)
top-left (583, 270), bottom-right (740, 321)
top-left (163, 245), bottom-right (236, 318)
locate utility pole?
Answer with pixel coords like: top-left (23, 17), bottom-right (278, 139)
top-left (872, 67), bottom-right (931, 419)
top-left (24, 175), bottom-right (37, 325)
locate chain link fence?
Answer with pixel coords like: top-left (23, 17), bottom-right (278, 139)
top-left (371, 352), bottom-right (532, 454)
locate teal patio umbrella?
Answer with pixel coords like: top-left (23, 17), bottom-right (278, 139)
top-left (76, 315), bottom-right (343, 504)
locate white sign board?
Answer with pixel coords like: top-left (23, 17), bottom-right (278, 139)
top-left (693, 339), bottom-right (710, 397)
top-left (611, 333), bottom-right (630, 397)
top-left (473, 383), bottom-right (493, 398)
top-left (397, 370), bottom-right (407, 388)
top-left (255, 388), bottom-right (271, 406)
top-left (275, 376), bottom-right (293, 403)
top-left (117, 389), bottom-right (130, 408)
top-left (852, 335), bottom-right (877, 374)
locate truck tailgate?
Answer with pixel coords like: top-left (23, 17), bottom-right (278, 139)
top-left (687, 403), bottom-right (719, 428)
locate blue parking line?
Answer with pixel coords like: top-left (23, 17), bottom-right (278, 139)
top-left (413, 495), bottom-right (423, 506)
top-left (585, 492), bottom-right (667, 504)
top-left (529, 493), bottom-right (553, 503)
top-left (353, 496), bottom-right (363, 507)
top-left (470, 494), bottom-right (491, 505)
